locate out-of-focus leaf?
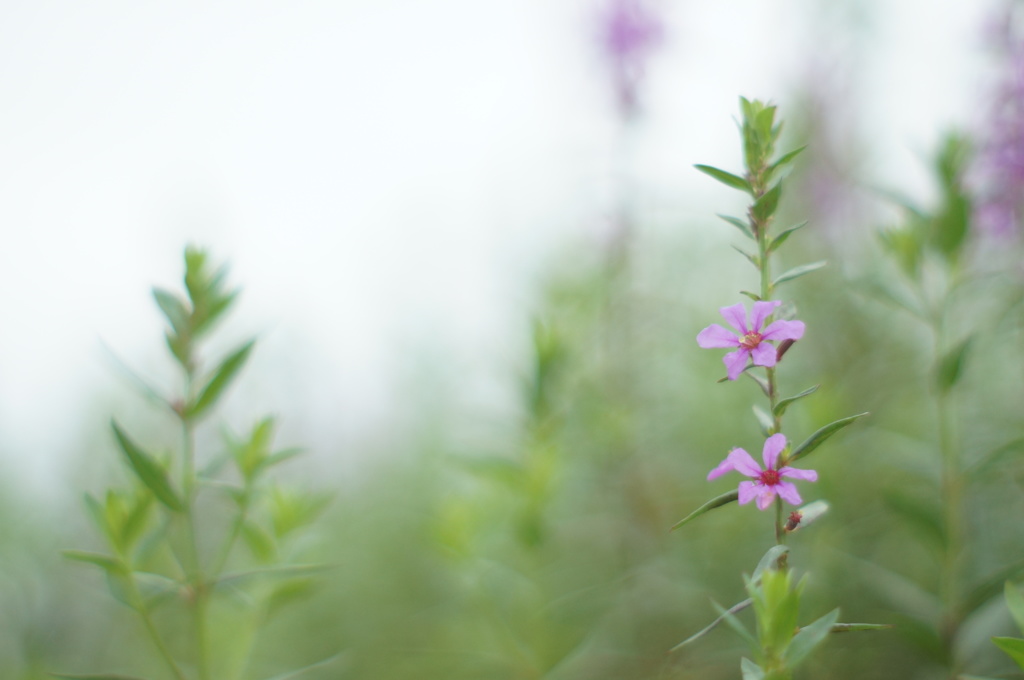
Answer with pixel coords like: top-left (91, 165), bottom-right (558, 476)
top-left (967, 438), bottom-right (1024, 479)
top-left (745, 370), bottom-right (770, 396)
top-left (788, 413), bottom-right (868, 463)
top-left (892, 615), bottom-right (949, 665)
top-left (934, 337), bottom-right (971, 393)
top-left (752, 182), bottom-right (783, 223)
top-left (786, 608), bottom-right (839, 668)
top-left (883, 490), bottom-right (945, 551)
top-left (695, 165), bottom-right (752, 194)
top-left (713, 599), bottom-right (757, 648)
top-left (752, 545), bottom-right (790, 583)
top-left (718, 213), bottom-right (755, 239)
top-left (241, 521), bottom-right (277, 562)
top-left (768, 145), bottom-right (807, 174)
top-left (772, 261), bottom-right (827, 288)
top-left (740, 290), bottom-right (761, 302)
top-left (671, 598), bottom-right (753, 651)
top-left (1006, 581), bottom-right (1024, 634)
top-left (962, 560), bottom-right (1024, 617)
top-left (111, 422), bottom-right (183, 512)
top-left (774, 385), bottom-right (818, 418)
top-left (99, 342), bottom-right (171, 410)
top-left (830, 623), bottom-right (894, 633)
top-left (732, 245), bottom-right (760, 269)
top-left (753, 405), bottom-right (775, 436)
top-left (993, 636), bottom-right (1024, 669)
top-left (185, 340), bottom-right (255, 420)
top-left (740, 658), bottom-right (764, 680)
top-left (257, 652), bottom-right (348, 680)
top-left (51, 674), bottom-right (150, 680)
top-left (217, 563), bottom-right (333, 589)
top-left (768, 221), bottom-right (807, 253)
top-left (62, 550), bottom-right (125, 575)
top-left (671, 490), bottom-right (739, 531)
top-left (152, 287), bottom-right (189, 336)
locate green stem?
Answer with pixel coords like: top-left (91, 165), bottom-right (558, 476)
top-left (181, 362), bottom-right (211, 680)
top-left (138, 604), bottom-right (188, 680)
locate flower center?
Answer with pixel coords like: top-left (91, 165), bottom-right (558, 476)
top-left (758, 468), bottom-right (781, 486)
top-left (739, 331), bottom-right (763, 350)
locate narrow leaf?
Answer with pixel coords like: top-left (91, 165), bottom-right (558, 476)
top-left (753, 405), bottom-right (775, 436)
top-left (752, 545), bottom-right (791, 583)
top-left (769, 145), bottom-right (808, 173)
top-left (744, 370), bottom-right (770, 396)
top-left (769, 221), bottom-right (808, 253)
top-left (993, 636), bottom-right (1024, 669)
top-left (717, 213), bottom-right (755, 239)
top-left (258, 652), bottom-right (348, 680)
top-left (731, 245), bottom-right (760, 269)
top-left (185, 340), bottom-right (255, 419)
top-left (695, 165), bottom-right (752, 194)
top-left (935, 337), bottom-right (971, 393)
top-left (774, 385), bottom-right (819, 418)
top-left (216, 563), bottom-right (334, 588)
top-left (670, 490), bottom-right (740, 531)
top-left (713, 599), bottom-right (758, 648)
top-left (786, 608), bottom-right (840, 667)
top-left (111, 422), bottom-right (184, 512)
top-left (963, 560), bottom-right (1024, 618)
top-left (772, 260), bottom-right (827, 287)
top-left (788, 413), bottom-right (868, 463)
top-left (739, 290), bottom-right (761, 302)
top-left (967, 437), bottom-right (1024, 479)
top-left (751, 182), bottom-right (783, 223)
top-left (50, 674), bottom-right (150, 680)
top-left (152, 288), bottom-right (190, 336)
top-left (1006, 581), bottom-right (1024, 634)
top-left (671, 598), bottom-right (753, 651)
top-left (740, 658), bottom-right (765, 680)
top-left (62, 550), bottom-right (125, 575)
top-left (830, 622), bottom-right (894, 633)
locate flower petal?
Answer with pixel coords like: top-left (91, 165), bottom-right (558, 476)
top-left (719, 303), bottom-right (749, 333)
top-left (762, 433), bottom-right (787, 469)
top-left (750, 300), bottom-right (782, 332)
top-left (707, 457), bottom-right (735, 480)
top-left (726, 447), bottom-right (762, 477)
top-left (697, 324), bottom-right (740, 349)
top-left (737, 481), bottom-right (758, 505)
top-left (756, 487), bottom-right (777, 510)
top-left (723, 349), bottom-right (749, 380)
top-left (780, 466), bottom-right (817, 482)
top-left (775, 481), bottom-right (802, 506)
top-left (750, 342), bottom-right (777, 367)
top-left (761, 319), bottom-right (805, 342)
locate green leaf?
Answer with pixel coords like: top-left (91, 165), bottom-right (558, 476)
top-left (772, 261), bottom-right (827, 287)
top-left (185, 340), bottom-right (255, 420)
top-left (967, 437), bottom-right (1024, 479)
top-left (962, 560), bottom-right (1024, 618)
top-left (993, 636), bottom-right (1024, 669)
top-left (670, 490), bottom-right (740, 531)
top-left (752, 545), bottom-right (790, 583)
top-left (216, 563), bottom-right (333, 589)
top-left (62, 550), bottom-right (125, 575)
top-left (671, 598), bottom-right (753, 651)
top-left (787, 412), bottom-right (868, 463)
top-left (695, 165), bottom-right (752, 194)
top-left (152, 287), bottom-right (189, 337)
top-left (751, 182), bottom-right (783, 223)
top-left (740, 658), bottom-right (765, 680)
top-left (732, 245), bottom-right (760, 269)
top-left (773, 385), bottom-right (818, 418)
top-left (786, 608), bottom-right (840, 668)
top-left (744, 370), bottom-right (770, 396)
top-left (769, 145), bottom-right (807, 174)
top-left (769, 221), bottom-right (808, 253)
top-left (241, 521), bottom-right (277, 562)
top-left (111, 422), bottom-right (184, 512)
top-left (753, 405), bottom-right (775, 436)
top-left (739, 290), bottom-right (761, 302)
top-left (50, 674), bottom-right (150, 680)
top-left (935, 337), bottom-right (971, 393)
top-left (718, 213), bottom-right (755, 239)
top-left (713, 599), bottom-right (758, 648)
top-left (257, 652), bottom-right (348, 680)
top-left (1006, 581), bottom-right (1024, 634)
top-left (830, 622), bottom-right (894, 632)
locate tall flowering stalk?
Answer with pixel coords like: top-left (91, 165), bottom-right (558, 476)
top-left (671, 99), bottom-right (880, 678)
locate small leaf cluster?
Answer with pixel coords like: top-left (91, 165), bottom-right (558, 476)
top-left (993, 581), bottom-right (1024, 671)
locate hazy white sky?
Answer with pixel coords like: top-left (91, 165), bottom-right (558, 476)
top-left (0, 0), bottom-right (1002, 493)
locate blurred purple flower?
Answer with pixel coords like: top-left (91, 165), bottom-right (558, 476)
top-left (696, 301), bottom-right (805, 381)
top-left (707, 434), bottom-right (817, 511)
top-left (598, 0), bottom-right (664, 117)
top-left (973, 3), bottom-right (1024, 238)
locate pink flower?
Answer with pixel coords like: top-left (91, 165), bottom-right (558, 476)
top-left (707, 434), bottom-right (817, 510)
top-left (696, 301), bottom-right (805, 380)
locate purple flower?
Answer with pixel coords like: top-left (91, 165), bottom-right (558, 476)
top-left (696, 301), bottom-right (805, 380)
top-left (707, 434), bottom-right (817, 510)
top-left (598, 0), bottom-right (664, 117)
